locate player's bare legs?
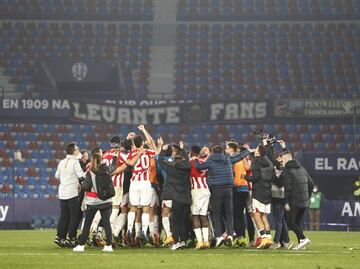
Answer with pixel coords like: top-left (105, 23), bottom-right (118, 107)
top-left (162, 205), bottom-right (174, 246)
top-left (124, 205), bottom-right (137, 245)
top-left (149, 204), bottom-right (160, 247)
top-left (110, 205), bottom-right (120, 232)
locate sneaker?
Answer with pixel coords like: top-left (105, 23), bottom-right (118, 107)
top-left (153, 233), bottom-right (160, 248)
top-left (186, 239), bottom-right (196, 248)
top-left (73, 245), bottom-right (85, 252)
top-left (93, 234), bottom-right (105, 248)
top-left (215, 236), bottom-right (225, 248)
top-left (54, 236), bottom-right (66, 248)
top-left (65, 238), bottom-right (78, 248)
top-left (140, 231), bottom-right (148, 246)
top-left (133, 236), bottom-right (141, 248)
top-left (225, 235), bottom-right (233, 248)
top-left (123, 230), bottom-right (132, 246)
top-left (253, 236), bottom-right (262, 248)
top-left (256, 238), bottom-right (271, 249)
top-left (269, 242), bottom-right (281, 250)
top-left (113, 235), bottom-right (122, 247)
top-left (148, 234), bottom-right (155, 246)
top-left (103, 245), bottom-right (113, 252)
top-left (194, 241), bottom-right (204, 250)
top-left (237, 236), bottom-right (248, 248)
top-left (293, 238), bottom-right (311, 251)
top-left (265, 238), bottom-right (273, 248)
top-left (203, 241), bottom-right (211, 249)
top-left (170, 241), bottom-right (186, 251)
top-left (232, 238), bottom-right (239, 248)
top-left (163, 235), bottom-right (175, 247)
top-left (282, 241), bottom-right (294, 250)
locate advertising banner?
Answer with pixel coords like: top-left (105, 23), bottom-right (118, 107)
top-left (305, 153), bottom-right (360, 176)
top-left (275, 99), bottom-right (360, 117)
top-left (0, 99), bottom-right (268, 125)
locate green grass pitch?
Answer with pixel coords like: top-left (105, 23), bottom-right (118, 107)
top-left (0, 230), bottom-right (359, 269)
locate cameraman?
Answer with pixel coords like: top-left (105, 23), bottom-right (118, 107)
top-left (54, 143), bottom-right (85, 248)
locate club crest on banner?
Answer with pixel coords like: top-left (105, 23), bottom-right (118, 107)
top-left (72, 62), bottom-right (88, 81)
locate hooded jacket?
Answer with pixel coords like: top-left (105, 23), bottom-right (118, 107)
top-left (244, 156), bottom-right (275, 204)
top-left (195, 150), bottom-right (250, 189)
top-left (279, 160), bottom-right (314, 208)
top-left (159, 149), bottom-right (192, 204)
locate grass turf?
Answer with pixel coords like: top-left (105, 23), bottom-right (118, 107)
top-left (0, 230), bottom-right (359, 269)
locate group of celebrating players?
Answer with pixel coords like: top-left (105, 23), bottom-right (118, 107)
top-left (56, 124), bottom-right (313, 252)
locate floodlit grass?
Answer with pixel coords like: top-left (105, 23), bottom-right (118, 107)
top-left (0, 230), bottom-right (359, 269)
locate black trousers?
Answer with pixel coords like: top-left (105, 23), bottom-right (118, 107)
top-left (171, 200), bottom-right (190, 243)
top-left (285, 206), bottom-right (306, 242)
top-left (57, 196), bottom-right (79, 240)
top-left (233, 191), bottom-right (249, 238)
top-left (75, 190), bottom-right (85, 230)
top-left (210, 187), bottom-right (233, 237)
top-left (246, 211), bottom-right (255, 242)
top-left (79, 203), bottom-right (112, 246)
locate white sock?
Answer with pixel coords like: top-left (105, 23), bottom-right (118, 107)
top-left (135, 222), bottom-right (142, 237)
top-left (114, 213), bottom-right (127, 236)
top-left (194, 228), bottom-right (203, 243)
top-left (154, 215), bottom-right (159, 234)
top-left (127, 211), bottom-right (135, 233)
top-left (149, 221), bottom-right (154, 236)
top-left (110, 208), bottom-right (119, 231)
top-left (162, 217), bottom-right (171, 237)
top-left (202, 227), bottom-right (209, 242)
top-left (141, 213), bottom-right (150, 234)
top-left (90, 211), bottom-right (101, 234)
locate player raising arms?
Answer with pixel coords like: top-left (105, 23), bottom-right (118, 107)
top-left (190, 145), bottom-right (212, 250)
top-left (124, 125), bottom-right (163, 245)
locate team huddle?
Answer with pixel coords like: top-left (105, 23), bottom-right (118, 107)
top-left (54, 125), bottom-right (314, 252)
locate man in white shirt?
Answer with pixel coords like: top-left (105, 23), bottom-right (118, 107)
top-left (54, 142), bottom-right (85, 248)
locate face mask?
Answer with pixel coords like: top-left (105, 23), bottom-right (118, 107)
top-left (313, 188), bottom-right (318, 193)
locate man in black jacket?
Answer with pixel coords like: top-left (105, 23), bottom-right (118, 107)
top-left (279, 151), bottom-right (314, 251)
top-left (159, 145), bottom-right (192, 250)
top-left (244, 145), bottom-right (275, 249)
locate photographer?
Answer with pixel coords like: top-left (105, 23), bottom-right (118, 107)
top-left (279, 151), bottom-right (314, 251)
top-left (255, 130), bottom-right (287, 169)
top-left (54, 143), bottom-right (85, 248)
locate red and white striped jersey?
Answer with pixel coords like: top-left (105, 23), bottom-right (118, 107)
top-left (128, 148), bottom-right (156, 182)
top-left (190, 158), bottom-right (208, 190)
top-left (101, 149), bottom-right (127, 187)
